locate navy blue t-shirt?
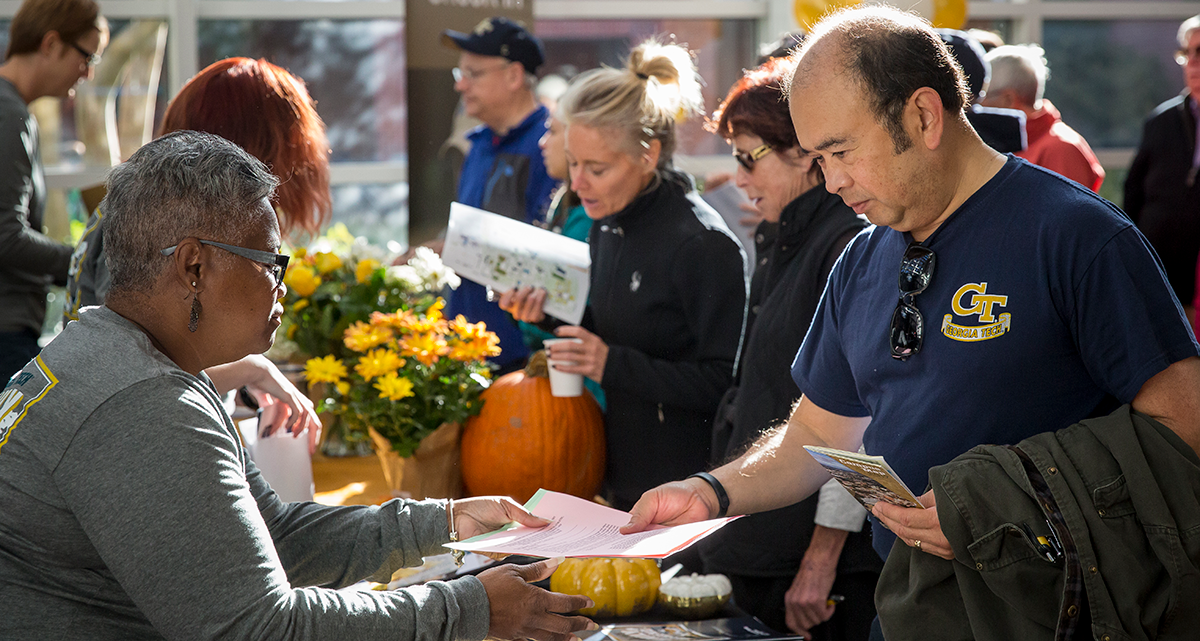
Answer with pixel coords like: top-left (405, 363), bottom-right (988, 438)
top-left (792, 156), bottom-right (1200, 558)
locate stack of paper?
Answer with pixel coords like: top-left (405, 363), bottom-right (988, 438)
top-left (446, 489), bottom-right (738, 559)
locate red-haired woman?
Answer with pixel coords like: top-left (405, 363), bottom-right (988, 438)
top-left (699, 56), bottom-right (878, 641)
top-left (64, 58), bottom-right (330, 449)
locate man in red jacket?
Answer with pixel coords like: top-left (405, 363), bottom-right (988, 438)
top-left (981, 44), bottom-right (1105, 192)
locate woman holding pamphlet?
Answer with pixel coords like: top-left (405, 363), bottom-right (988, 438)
top-left (499, 40), bottom-right (748, 516)
top-left (699, 56), bottom-right (879, 641)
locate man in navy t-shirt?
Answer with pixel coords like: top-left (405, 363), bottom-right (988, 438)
top-left (622, 6), bottom-right (1200, 568)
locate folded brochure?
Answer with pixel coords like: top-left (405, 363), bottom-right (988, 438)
top-left (582, 617), bottom-right (801, 641)
top-left (803, 445), bottom-right (925, 509)
top-left (446, 489), bottom-right (739, 558)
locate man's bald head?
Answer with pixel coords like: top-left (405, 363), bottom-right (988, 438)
top-left (789, 6), bottom-right (971, 153)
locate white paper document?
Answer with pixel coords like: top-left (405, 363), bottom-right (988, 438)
top-left (441, 203), bottom-right (591, 325)
top-left (446, 489), bottom-right (739, 558)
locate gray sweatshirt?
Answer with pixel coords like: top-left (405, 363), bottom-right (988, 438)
top-left (0, 306), bottom-right (490, 640)
top-left (0, 76), bottom-right (71, 334)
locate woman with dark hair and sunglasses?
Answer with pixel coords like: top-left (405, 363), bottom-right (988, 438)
top-left (700, 56), bottom-right (876, 641)
top-left (64, 57), bottom-right (332, 450)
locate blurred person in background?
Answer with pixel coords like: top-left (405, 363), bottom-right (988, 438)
top-left (0, 0), bottom-right (106, 383)
top-left (702, 56), bottom-right (877, 640)
top-left (64, 57), bottom-right (327, 450)
top-left (982, 44), bottom-right (1105, 192)
top-left (937, 29), bottom-right (1027, 154)
top-left (1124, 15), bottom-right (1200, 328)
top-left (499, 40), bottom-right (748, 525)
top-left (440, 17), bottom-right (555, 376)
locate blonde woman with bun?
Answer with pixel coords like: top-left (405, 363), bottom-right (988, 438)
top-left (501, 41), bottom-right (748, 512)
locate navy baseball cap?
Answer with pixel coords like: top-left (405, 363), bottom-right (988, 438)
top-left (937, 29), bottom-right (989, 101)
top-left (442, 17), bottom-right (545, 75)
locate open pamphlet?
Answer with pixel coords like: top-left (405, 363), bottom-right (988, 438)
top-left (441, 202), bottom-right (591, 324)
top-left (803, 446), bottom-right (925, 510)
top-left (445, 489), bottom-right (739, 558)
top-left (582, 617), bottom-right (800, 641)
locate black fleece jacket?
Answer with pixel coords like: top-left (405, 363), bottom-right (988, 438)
top-left (588, 172), bottom-right (747, 506)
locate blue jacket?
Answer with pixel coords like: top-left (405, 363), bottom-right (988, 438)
top-left (446, 104), bottom-right (555, 369)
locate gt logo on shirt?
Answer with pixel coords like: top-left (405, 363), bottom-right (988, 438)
top-left (0, 356), bottom-right (58, 453)
top-left (941, 282), bottom-right (1011, 342)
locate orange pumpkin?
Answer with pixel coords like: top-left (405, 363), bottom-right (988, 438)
top-left (461, 351), bottom-right (605, 503)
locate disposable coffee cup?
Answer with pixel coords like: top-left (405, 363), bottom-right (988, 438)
top-left (543, 338), bottom-right (584, 397)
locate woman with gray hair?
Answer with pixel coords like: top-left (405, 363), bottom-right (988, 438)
top-left (0, 131), bottom-right (594, 641)
top-left (500, 40), bottom-right (748, 514)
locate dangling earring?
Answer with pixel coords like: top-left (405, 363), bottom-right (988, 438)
top-left (189, 293), bottom-right (202, 333)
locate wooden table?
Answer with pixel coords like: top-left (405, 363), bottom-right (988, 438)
top-left (311, 453), bottom-right (392, 506)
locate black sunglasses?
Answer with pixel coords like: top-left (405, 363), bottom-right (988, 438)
top-left (890, 243), bottom-right (936, 360)
top-left (161, 239), bottom-right (290, 285)
top-left (734, 144), bottom-right (773, 171)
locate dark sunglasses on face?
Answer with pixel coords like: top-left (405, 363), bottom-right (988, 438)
top-left (161, 239), bottom-right (290, 285)
top-left (734, 144), bottom-right (773, 171)
top-left (890, 242), bottom-right (936, 360)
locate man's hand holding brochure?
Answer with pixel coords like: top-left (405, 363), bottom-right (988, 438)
top-left (447, 489), bottom-right (739, 558)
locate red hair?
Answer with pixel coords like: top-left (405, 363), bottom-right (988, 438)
top-left (707, 57), bottom-right (799, 151)
top-left (160, 58), bottom-right (331, 241)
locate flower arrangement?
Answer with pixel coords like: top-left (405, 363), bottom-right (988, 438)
top-left (302, 300), bottom-right (500, 457)
top-left (277, 224), bottom-right (460, 364)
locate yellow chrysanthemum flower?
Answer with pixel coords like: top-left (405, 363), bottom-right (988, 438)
top-left (355, 258), bottom-right (381, 284)
top-left (401, 331), bottom-right (449, 367)
top-left (354, 348), bottom-right (405, 381)
top-left (370, 310), bottom-right (411, 330)
top-left (336, 381), bottom-right (351, 395)
top-left (292, 299), bottom-right (310, 312)
top-left (304, 355), bottom-right (348, 384)
top-left (313, 251), bottom-right (343, 275)
top-left (374, 373), bottom-right (415, 401)
top-left (284, 264), bottom-right (321, 297)
top-left (344, 321), bottom-right (394, 353)
top-left (292, 247), bottom-right (308, 260)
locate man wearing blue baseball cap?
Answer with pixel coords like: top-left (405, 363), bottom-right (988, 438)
top-left (442, 17), bottom-right (553, 374)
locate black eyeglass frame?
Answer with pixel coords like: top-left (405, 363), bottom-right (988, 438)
top-left (890, 243), bottom-right (936, 361)
top-left (734, 144), bottom-right (773, 171)
top-left (161, 239), bottom-right (290, 285)
top-left (69, 41), bottom-right (102, 68)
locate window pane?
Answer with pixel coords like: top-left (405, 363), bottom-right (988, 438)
top-left (198, 19), bottom-right (406, 163)
top-left (1043, 20), bottom-right (1186, 148)
top-left (330, 182), bottom-right (408, 249)
top-left (536, 19), bottom-right (758, 156)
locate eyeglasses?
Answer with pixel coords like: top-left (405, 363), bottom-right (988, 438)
top-left (890, 243), bottom-right (936, 360)
top-left (1176, 46), bottom-right (1200, 66)
top-left (161, 239), bottom-right (290, 286)
top-left (734, 144), bottom-right (773, 171)
top-left (452, 62), bottom-right (512, 83)
top-left (69, 41), bottom-right (101, 68)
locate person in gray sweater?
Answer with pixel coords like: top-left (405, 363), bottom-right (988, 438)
top-left (0, 130), bottom-right (595, 640)
top-left (0, 0), bottom-right (107, 383)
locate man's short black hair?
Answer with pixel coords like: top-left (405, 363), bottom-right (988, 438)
top-left (802, 8), bottom-right (971, 153)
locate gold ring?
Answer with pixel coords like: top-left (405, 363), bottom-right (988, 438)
top-left (914, 539), bottom-right (922, 551)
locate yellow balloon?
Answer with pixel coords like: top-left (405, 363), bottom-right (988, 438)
top-left (932, 0), bottom-right (968, 29)
top-left (793, 0), bottom-right (862, 33)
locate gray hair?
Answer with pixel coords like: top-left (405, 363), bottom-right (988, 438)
top-left (1180, 15), bottom-right (1200, 48)
top-left (985, 44), bottom-right (1048, 108)
top-left (557, 39), bottom-right (703, 169)
top-left (103, 130), bottom-right (280, 295)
